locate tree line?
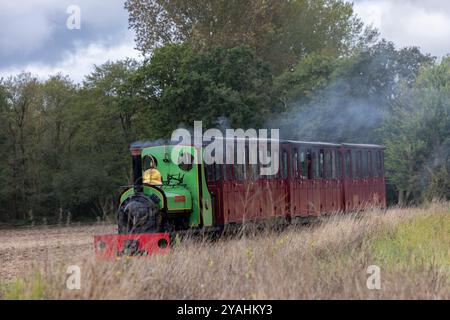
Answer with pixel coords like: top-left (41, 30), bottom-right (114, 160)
top-left (0, 0), bottom-right (448, 222)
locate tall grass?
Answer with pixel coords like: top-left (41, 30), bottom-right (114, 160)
top-left (1, 203), bottom-right (449, 300)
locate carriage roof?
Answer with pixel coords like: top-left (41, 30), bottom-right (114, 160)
top-left (131, 139), bottom-right (384, 150)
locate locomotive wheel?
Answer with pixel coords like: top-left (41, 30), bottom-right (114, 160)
top-left (118, 194), bottom-right (161, 234)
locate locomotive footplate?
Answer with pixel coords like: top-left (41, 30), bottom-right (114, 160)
top-left (94, 233), bottom-right (170, 259)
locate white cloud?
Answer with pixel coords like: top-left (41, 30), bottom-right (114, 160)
top-left (0, 37), bottom-right (141, 83)
top-left (353, 0), bottom-right (450, 57)
top-left (0, 1), bottom-right (56, 55)
top-left (0, 0), bottom-right (140, 82)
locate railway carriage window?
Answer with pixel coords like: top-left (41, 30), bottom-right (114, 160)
top-left (368, 151), bottom-right (373, 177)
top-left (235, 147), bottom-right (247, 180)
top-left (261, 145), bottom-right (274, 180)
top-left (246, 154), bottom-right (259, 180)
top-left (282, 151), bottom-right (289, 179)
top-left (215, 163), bottom-right (222, 181)
top-left (352, 150), bottom-right (358, 178)
top-left (224, 164), bottom-right (233, 180)
top-left (245, 146), bottom-right (253, 180)
top-left (351, 151), bottom-right (356, 178)
top-left (206, 163), bottom-right (222, 182)
top-left (312, 151), bottom-right (317, 179)
top-left (313, 150), bottom-right (323, 179)
top-left (205, 164), bottom-right (214, 182)
top-left (376, 151), bottom-right (383, 177)
top-left (315, 149), bottom-right (324, 179)
top-left (379, 151), bottom-right (383, 177)
top-left (331, 150), bottom-right (337, 179)
top-left (371, 151), bottom-right (377, 177)
top-left (325, 150), bottom-right (332, 179)
top-left (346, 150), bottom-right (352, 178)
top-left (374, 152), bottom-right (379, 177)
top-left (357, 151), bottom-right (363, 178)
top-left (300, 150), bottom-right (307, 179)
top-left (235, 163), bottom-right (246, 180)
top-left (292, 149), bottom-right (299, 178)
top-left (250, 164), bottom-right (259, 180)
top-left (274, 149), bottom-right (283, 179)
top-left (337, 151), bottom-right (343, 178)
top-left (306, 151), bottom-right (313, 179)
top-left (320, 150), bottom-right (325, 178)
top-left (362, 150), bottom-right (369, 178)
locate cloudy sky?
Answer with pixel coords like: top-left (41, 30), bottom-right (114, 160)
top-left (0, 0), bottom-right (449, 83)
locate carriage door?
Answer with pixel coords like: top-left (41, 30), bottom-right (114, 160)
top-left (361, 150), bottom-right (370, 207)
top-left (324, 149), bottom-right (338, 213)
top-left (343, 148), bottom-right (354, 210)
top-left (317, 148), bottom-right (326, 214)
top-left (368, 150), bottom-right (376, 206)
top-left (280, 144), bottom-right (291, 217)
top-left (353, 149), bottom-right (364, 209)
top-left (205, 163), bottom-right (224, 226)
top-left (373, 150), bottom-right (386, 208)
top-left (290, 147), bottom-right (300, 217)
top-left (260, 144), bottom-right (286, 217)
top-left (222, 141), bottom-right (236, 224)
top-left (307, 148), bottom-right (322, 215)
top-left (292, 146), bottom-right (309, 217)
top-left (345, 148), bottom-right (364, 210)
top-left (336, 149), bottom-right (345, 211)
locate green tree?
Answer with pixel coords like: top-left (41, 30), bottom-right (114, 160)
top-left (0, 74), bottom-right (83, 221)
top-left (0, 83), bottom-right (9, 217)
top-left (125, 0), bottom-right (371, 73)
top-left (0, 73), bottom-right (43, 220)
top-left (384, 57), bottom-right (450, 204)
top-left (134, 44), bottom-right (277, 136)
top-left (61, 59), bottom-right (153, 218)
top-left (38, 75), bottom-right (80, 217)
top-left (274, 53), bottom-right (337, 110)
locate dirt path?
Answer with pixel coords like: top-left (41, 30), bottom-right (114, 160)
top-left (0, 224), bottom-right (116, 280)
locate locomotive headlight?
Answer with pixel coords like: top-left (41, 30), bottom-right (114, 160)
top-left (96, 240), bottom-right (107, 251)
top-left (158, 238), bottom-right (168, 249)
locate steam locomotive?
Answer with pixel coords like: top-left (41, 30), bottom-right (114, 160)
top-left (94, 139), bottom-right (386, 258)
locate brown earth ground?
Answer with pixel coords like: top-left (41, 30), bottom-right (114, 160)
top-left (0, 224), bottom-right (115, 280)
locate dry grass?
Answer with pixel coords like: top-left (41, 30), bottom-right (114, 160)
top-left (0, 203), bottom-right (449, 300)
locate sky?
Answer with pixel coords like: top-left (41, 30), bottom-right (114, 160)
top-left (353, 0), bottom-right (450, 58)
top-left (0, 0), bottom-right (449, 83)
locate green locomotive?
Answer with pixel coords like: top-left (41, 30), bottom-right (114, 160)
top-left (119, 144), bottom-right (214, 233)
top-left (94, 143), bottom-right (215, 258)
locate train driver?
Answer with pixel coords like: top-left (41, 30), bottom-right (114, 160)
top-left (143, 156), bottom-right (163, 185)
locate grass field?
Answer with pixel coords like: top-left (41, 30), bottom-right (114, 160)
top-left (0, 203), bottom-right (448, 300)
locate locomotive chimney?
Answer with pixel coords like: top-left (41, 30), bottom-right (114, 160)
top-left (131, 147), bottom-right (143, 193)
